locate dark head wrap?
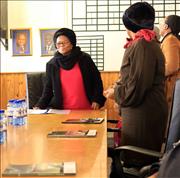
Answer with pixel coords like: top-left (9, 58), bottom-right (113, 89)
top-left (122, 2), bottom-right (155, 33)
top-left (53, 28), bottom-right (77, 48)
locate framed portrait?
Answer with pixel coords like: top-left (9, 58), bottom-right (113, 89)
top-left (40, 29), bottom-right (58, 56)
top-left (11, 28), bottom-right (32, 56)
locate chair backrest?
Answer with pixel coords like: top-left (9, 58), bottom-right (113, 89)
top-left (25, 72), bottom-right (46, 109)
top-left (165, 78), bottom-right (180, 152)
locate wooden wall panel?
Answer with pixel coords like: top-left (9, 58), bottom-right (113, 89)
top-left (0, 73), bottom-right (26, 109)
top-left (1, 71), bottom-right (179, 119)
top-left (0, 72), bottom-right (120, 119)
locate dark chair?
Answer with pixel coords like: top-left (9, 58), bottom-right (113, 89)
top-left (109, 78), bottom-right (180, 178)
top-left (25, 72), bottom-right (46, 109)
top-left (107, 118), bottom-right (121, 157)
top-left (140, 78), bottom-right (180, 177)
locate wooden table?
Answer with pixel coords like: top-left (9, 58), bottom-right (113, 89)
top-left (1, 110), bottom-right (107, 178)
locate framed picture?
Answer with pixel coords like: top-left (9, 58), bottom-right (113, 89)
top-left (40, 29), bottom-right (58, 56)
top-left (11, 28), bottom-right (32, 56)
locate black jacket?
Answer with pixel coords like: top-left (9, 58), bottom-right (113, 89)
top-left (36, 52), bottom-right (106, 109)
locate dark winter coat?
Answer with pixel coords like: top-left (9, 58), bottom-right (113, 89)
top-left (36, 51), bottom-right (106, 109)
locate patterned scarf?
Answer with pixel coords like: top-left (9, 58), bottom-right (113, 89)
top-left (124, 29), bottom-right (156, 48)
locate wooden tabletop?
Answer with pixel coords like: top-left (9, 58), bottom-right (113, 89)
top-left (1, 109), bottom-right (107, 178)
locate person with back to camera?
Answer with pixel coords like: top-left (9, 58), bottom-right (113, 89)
top-left (159, 15), bottom-right (180, 109)
top-left (34, 28), bottom-right (106, 110)
top-left (109, 2), bottom-right (168, 178)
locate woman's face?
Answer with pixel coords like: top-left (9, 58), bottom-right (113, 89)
top-left (56, 35), bottom-right (73, 56)
top-left (159, 17), bottom-right (168, 37)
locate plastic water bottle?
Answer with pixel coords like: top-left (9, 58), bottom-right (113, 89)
top-left (19, 99), bottom-right (27, 125)
top-left (12, 100), bottom-right (19, 126)
top-left (7, 99), bottom-right (27, 127)
top-left (7, 99), bottom-right (16, 125)
top-left (12, 100), bottom-right (22, 126)
top-left (0, 110), bottom-right (7, 144)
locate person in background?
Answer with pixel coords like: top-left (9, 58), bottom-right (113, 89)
top-left (159, 15), bottom-right (180, 109)
top-left (109, 2), bottom-right (168, 177)
top-left (35, 28), bottom-right (106, 110)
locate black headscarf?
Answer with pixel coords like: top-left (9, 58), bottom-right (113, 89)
top-left (122, 2), bottom-right (155, 33)
top-left (54, 46), bottom-right (82, 70)
top-left (53, 28), bottom-right (77, 49)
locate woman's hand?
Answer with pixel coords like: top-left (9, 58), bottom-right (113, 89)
top-left (104, 87), bottom-right (115, 100)
top-left (91, 102), bottom-right (100, 110)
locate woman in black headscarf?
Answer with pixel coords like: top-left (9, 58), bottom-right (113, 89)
top-left (110, 2), bottom-right (168, 177)
top-left (35, 28), bottom-right (106, 110)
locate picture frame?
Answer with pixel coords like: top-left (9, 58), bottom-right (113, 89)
top-left (40, 28), bottom-right (58, 56)
top-left (11, 28), bottom-right (32, 56)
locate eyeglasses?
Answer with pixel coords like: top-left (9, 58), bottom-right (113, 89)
top-left (56, 41), bottom-right (70, 46)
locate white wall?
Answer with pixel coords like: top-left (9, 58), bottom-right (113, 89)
top-left (0, 1), bottom-right (127, 72)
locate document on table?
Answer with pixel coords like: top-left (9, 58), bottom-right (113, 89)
top-left (2, 162), bottom-right (76, 176)
top-left (48, 109), bottom-right (70, 114)
top-left (47, 129), bottom-right (97, 138)
top-left (28, 109), bottom-right (71, 115)
top-left (28, 109), bottom-right (48, 114)
top-left (62, 118), bottom-right (104, 124)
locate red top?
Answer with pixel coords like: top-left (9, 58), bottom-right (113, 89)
top-left (60, 63), bottom-right (92, 109)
